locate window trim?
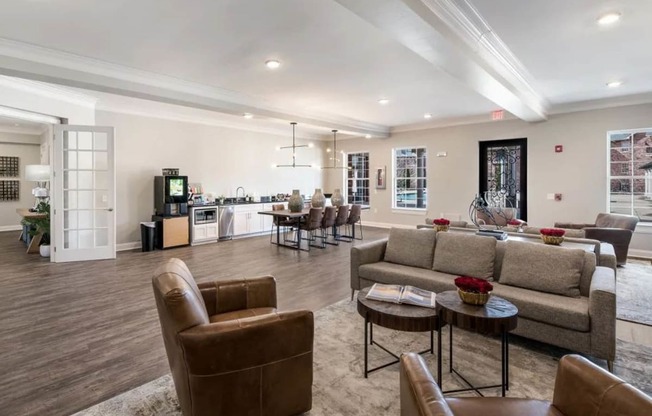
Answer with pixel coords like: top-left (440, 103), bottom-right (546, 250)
top-left (392, 146), bottom-right (427, 211)
top-left (345, 150), bottom-right (370, 207)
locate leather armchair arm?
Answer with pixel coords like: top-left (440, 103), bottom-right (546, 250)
top-left (198, 276), bottom-right (277, 315)
top-left (179, 310), bottom-right (313, 376)
top-left (553, 222), bottom-right (595, 229)
top-left (400, 353), bottom-right (454, 416)
top-left (588, 267), bottom-right (616, 361)
top-left (351, 238), bottom-right (388, 291)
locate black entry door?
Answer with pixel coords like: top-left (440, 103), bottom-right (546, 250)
top-left (479, 138), bottom-right (527, 221)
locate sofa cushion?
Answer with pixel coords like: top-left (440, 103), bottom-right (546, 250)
top-left (432, 232), bottom-right (496, 279)
top-left (491, 283), bottom-right (589, 331)
top-left (384, 228), bottom-right (437, 269)
top-left (500, 241), bottom-right (584, 298)
top-left (359, 262), bottom-right (456, 293)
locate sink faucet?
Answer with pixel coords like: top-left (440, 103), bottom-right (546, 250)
top-left (236, 186), bottom-right (245, 201)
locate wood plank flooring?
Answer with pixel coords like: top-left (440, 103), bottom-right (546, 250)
top-left (0, 227), bottom-right (389, 416)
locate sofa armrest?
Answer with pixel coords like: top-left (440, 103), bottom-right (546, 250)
top-left (179, 309), bottom-right (313, 375)
top-left (198, 276), bottom-right (277, 315)
top-left (351, 238), bottom-right (388, 291)
top-left (583, 227), bottom-right (633, 243)
top-left (588, 266), bottom-right (616, 361)
top-left (554, 222), bottom-right (595, 229)
top-left (400, 353), bottom-right (454, 416)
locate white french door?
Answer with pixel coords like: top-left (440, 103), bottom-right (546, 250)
top-left (52, 125), bottom-right (115, 262)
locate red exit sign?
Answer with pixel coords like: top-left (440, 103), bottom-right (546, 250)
top-left (491, 110), bottom-right (504, 120)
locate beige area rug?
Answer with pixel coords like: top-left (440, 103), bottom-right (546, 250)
top-left (75, 299), bottom-right (652, 415)
top-left (617, 258), bottom-right (652, 326)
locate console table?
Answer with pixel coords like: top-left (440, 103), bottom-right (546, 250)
top-left (16, 208), bottom-right (47, 254)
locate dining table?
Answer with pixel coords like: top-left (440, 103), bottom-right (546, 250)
top-left (258, 208), bottom-right (311, 251)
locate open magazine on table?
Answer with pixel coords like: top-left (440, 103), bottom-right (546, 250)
top-left (365, 283), bottom-right (436, 308)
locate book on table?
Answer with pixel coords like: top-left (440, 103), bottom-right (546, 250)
top-left (365, 283), bottom-right (436, 308)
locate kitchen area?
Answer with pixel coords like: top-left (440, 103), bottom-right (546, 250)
top-left (148, 171), bottom-right (302, 250)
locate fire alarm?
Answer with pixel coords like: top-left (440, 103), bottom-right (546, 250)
top-left (555, 145), bottom-right (563, 153)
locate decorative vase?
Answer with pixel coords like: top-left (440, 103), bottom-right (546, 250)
top-left (288, 190), bottom-right (304, 212)
top-left (39, 244), bottom-right (51, 258)
top-left (436, 225), bottom-right (449, 232)
top-left (541, 235), bottom-right (564, 245)
top-left (457, 289), bottom-right (490, 306)
top-left (331, 188), bottom-right (345, 207)
top-left (311, 188), bottom-right (326, 208)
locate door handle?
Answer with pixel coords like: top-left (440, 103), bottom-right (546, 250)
top-left (107, 208), bottom-right (114, 212)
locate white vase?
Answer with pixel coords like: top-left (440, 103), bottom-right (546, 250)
top-left (311, 188), bottom-right (326, 208)
top-left (288, 190), bottom-right (304, 212)
top-left (331, 188), bottom-right (345, 206)
top-left (40, 244), bottom-right (51, 257)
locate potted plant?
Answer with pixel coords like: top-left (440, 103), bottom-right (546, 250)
top-left (21, 201), bottom-right (51, 257)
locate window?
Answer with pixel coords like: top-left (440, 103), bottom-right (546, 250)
top-left (608, 129), bottom-right (652, 223)
top-left (393, 147), bottom-right (427, 209)
top-left (347, 152), bottom-right (369, 205)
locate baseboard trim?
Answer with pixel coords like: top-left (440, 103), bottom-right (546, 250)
top-left (629, 249), bottom-right (652, 259)
top-left (0, 225), bottom-right (22, 232)
top-left (117, 241), bottom-right (141, 252)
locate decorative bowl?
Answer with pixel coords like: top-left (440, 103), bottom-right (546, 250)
top-left (436, 225), bottom-right (450, 232)
top-left (457, 289), bottom-right (491, 306)
top-left (541, 235), bottom-right (564, 245)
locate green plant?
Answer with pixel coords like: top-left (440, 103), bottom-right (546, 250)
top-left (21, 201), bottom-right (50, 245)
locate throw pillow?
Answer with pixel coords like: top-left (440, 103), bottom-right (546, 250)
top-left (499, 240), bottom-right (584, 298)
top-left (432, 232), bottom-right (496, 279)
top-left (384, 228), bottom-right (437, 269)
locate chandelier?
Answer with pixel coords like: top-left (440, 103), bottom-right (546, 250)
top-left (322, 129), bottom-right (351, 170)
top-left (275, 122), bottom-right (312, 168)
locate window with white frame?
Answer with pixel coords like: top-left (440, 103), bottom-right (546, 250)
top-left (346, 152), bottom-right (369, 205)
top-left (608, 128), bottom-right (652, 223)
top-left (393, 147), bottom-right (427, 209)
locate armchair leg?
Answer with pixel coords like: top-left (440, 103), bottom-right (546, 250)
top-left (351, 289), bottom-right (355, 301)
top-left (608, 360), bottom-right (614, 373)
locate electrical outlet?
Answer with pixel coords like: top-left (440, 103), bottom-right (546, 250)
top-left (547, 193), bottom-right (555, 200)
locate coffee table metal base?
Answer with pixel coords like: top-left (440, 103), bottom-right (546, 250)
top-left (438, 324), bottom-right (510, 397)
top-left (364, 315), bottom-right (434, 378)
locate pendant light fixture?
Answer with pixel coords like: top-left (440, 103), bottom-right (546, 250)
top-left (275, 122), bottom-right (312, 168)
top-left (322, 129), bottom-right (351, 170)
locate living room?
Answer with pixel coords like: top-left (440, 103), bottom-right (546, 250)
top-left (0, 1), bottom-right (651, 415)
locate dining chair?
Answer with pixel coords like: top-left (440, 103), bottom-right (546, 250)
top-left (299, 207), bottom-right (324, 250)
top-left (332, 205), bottom-right (349, 244)
top-left (319, 206), bottom-right (338, 246)
top-left (270, 203), bottom-right (294, 244)
top-left (344, 204), bottom-right (363, 240)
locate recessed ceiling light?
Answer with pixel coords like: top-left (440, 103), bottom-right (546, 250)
top-left (606, 81), bottom-right (622, 88)
top-left (597, 12), bottom-right (621, 25)
top-left (243, 113), bottom-right (253, 119)
top-left (424, 113), bottom-right (432, 119)
top-left (378, 98), bottom-right (390, 105)
top-left (265, 60), bottom-right (281, 69)
top-left (365, 134), bottom-right (372, 139)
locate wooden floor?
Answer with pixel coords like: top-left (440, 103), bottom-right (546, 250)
top-left (0, 227), bottom-right (389, 416)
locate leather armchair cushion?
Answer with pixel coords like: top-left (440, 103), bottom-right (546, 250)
top-left (446, 398), bottom-right (561, 416)
top-left (209, 307), bottom-right (277, 323)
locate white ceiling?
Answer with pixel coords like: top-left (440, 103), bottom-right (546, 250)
top-left (0, 0), bottom-right (649, 136)
top-left (0, 115), bottom-right (46, 135)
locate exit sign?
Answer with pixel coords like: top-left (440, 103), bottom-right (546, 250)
top-left (491, 110), bottom-right (504, 120)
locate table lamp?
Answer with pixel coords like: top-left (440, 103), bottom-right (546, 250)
top-left (25, 164), bottom-right (50, 209)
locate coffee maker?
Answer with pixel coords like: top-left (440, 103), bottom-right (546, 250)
top-left (154, 175), bottom-right (189, 216)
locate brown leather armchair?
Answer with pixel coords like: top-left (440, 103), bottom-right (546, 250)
top-left (152, 258), bottom-right (314, 416)
top-left (555, 213), bottom-right (639, 265)
top-left (400, 353), bottom-right (652, 416)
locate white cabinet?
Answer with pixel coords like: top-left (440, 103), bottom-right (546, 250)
top-left (233, 204), bottom-right (265, 236)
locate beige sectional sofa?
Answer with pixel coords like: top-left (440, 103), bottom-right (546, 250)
top-left (351, 228), bottom-right (617, 367)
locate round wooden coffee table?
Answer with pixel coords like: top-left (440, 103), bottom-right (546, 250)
top-left (357, 286), bottom-right (439, 378)
top-left (436, 290), bottom-right (518, 397)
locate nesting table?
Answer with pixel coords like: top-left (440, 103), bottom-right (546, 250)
top-left (436, 290), bottom-right (518, 397)
top-left (357, 286), bottom-right (439, 378)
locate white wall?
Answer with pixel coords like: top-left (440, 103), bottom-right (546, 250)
top-left (95, 110), bottom-right (325, 244)
top-left (326, 104), bottom-right (652, 253)
top-left (0, 133), bottom-right (41, 229)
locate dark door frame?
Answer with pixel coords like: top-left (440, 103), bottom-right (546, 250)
top-left (479, 138), bottom-right (528, 221)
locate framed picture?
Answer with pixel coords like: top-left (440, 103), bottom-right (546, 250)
top-left (375, 166), bottom-right (386, 189)
top-left (0, 156), bottom-right (19, 177)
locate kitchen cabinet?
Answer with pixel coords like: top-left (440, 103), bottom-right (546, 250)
top-left (233, 204), bottom-right (265, 236)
